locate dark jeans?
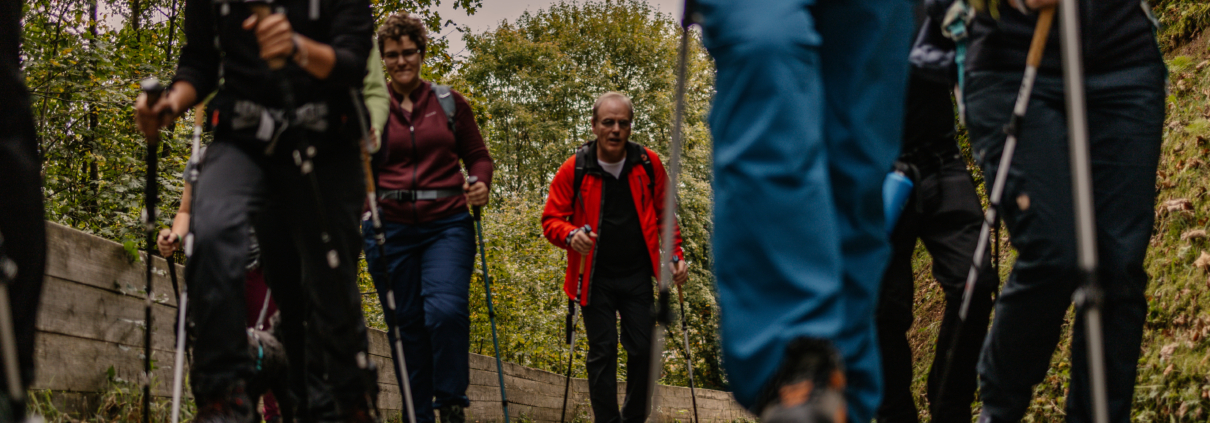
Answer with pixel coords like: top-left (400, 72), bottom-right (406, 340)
top-left (965, 63), bottom-right (1166, 423)
top-left (364, 212), bottom-right (475, 423)
top-left (876, 157), bottom-right (997, 423)
top-left (187, 136), bottom-right (373, 417)
top-left (582, 270), bottom-right (653, 423)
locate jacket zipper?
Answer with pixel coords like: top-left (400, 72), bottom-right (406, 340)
top-left (410, 124), bottom-right (417, 223)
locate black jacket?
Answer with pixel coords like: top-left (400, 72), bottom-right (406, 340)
top-left (172, 0), bottom-right (373, 117)
top-left (963, 0), bottom-right (1161, 74)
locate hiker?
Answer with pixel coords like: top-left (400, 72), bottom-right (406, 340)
top-left (541, 91), bottom-right (689, 423)
top-left (955, 1), bottom-right (1165, 422)
top-left (134, 0), bottom-right (378, 420)
top-left (363, 12), bottom-right (493, 423)
top-left (156, 47), bottom-right (389, 422)
top-left (874, 11), bottom-right (998, 423)
top-left (693, 0), bottom-right (913, 421)
top-left (0, 1), bottom-right (46, 421)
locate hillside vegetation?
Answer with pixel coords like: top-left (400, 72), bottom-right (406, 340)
top-left (903, 3), bottom-right (1210, 421)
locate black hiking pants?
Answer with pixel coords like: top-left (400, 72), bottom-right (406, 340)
top-left (186, 129), bottom-right (373, 419)
top-left (966, 62), bottom-right (1165, 423)
top-left (582, 270), bottom-right (653, 423)
top-left (875, 155), bottom-right (998, 423)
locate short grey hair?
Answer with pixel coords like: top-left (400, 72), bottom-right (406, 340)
top-left (591, 92), bottom-right (634, 122)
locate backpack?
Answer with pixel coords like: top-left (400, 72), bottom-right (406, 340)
top-left (571, 141), bottom-right (657, 205)
top-left (432, 84), bottom-right (457, 136)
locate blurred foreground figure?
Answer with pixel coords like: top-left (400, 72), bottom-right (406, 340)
top-left (0, 0), bottom-right (47, 420)
top-left (695, 0), bottom-right (913, 421)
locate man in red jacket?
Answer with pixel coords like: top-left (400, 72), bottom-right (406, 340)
top-left (542, 92), bottom-right (689, 423)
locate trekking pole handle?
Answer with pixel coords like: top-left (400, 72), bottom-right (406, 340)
top-left (247, 2), bottom-right (288, 70)
top-left (468, 176), bottom-right (483, 221)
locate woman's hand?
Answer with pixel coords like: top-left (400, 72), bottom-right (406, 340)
top-left (243, 12), bottom-right (295, 62)
top-left (464, 180), bottom-right (489, 207)
top-left (157, 228), bottom-right (180, 258)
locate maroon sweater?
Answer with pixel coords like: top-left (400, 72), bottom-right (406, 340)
top-left (377, 81), bottom-right (493, 224)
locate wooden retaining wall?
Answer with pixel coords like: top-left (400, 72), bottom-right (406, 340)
top-left (33, 222), bottom-right (753, 422)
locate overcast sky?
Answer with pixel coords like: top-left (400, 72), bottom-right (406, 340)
top-left (432, 0), bottom-right (684, 58)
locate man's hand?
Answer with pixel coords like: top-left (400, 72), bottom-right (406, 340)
top-left (570, 229), bottom-right (597, 255)
top-left (134, 82), bottom-right (196, 140)
top-left (464, 180), bottom-right (489, 207)
top-left (157, 228), bottom-right (180, 257)
top-left (673, 259), bottom-right (688, 287)
top-left (243, 12), bottom-right (295, 62)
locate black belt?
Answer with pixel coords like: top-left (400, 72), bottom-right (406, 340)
top-left (377, 189), bottom-right (463, 202)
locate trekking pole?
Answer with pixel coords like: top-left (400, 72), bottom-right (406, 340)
top-left (1058, 1), bottom-right (1109, 421)
top-left (0, 233), bottom-right (24, 407)
top-left (349, 89), bottom-right (418, 423)
top-left (139, 78), bottom-right (169, 423)
top-left (672, 258), bottom-right (698, 423)
top-left (936, 8), bottom-right (1056, 405)
top-left (645, 2), bottom-right (696, 420)
top-left (254, 289), bottom-right (272, 331)
top-left (170, 104), bottom-right (204, 423)
top-left (560, 248), bottom-right (589, 423)
top-left (466, 176), bottom-right (511, 423)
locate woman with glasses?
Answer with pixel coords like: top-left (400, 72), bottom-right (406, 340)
top-left (365, 12), bottom-right (493, 423)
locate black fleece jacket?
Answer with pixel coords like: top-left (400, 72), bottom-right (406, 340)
top-left (172, 0), bottom-right (373, 112)
top-left (961, 0), bottom-right (1161, 74)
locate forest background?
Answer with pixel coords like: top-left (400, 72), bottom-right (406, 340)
top-left (17, 0), bottom-right (1210, 420)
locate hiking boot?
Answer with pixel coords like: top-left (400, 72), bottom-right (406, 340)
top-left (756, 337), bottom-right (847, 423)
top-left (438, 404), bottom-right (466, 423)
top-left (194, 381), bottom-right (256, 423)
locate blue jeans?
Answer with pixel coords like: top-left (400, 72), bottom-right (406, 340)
top-left (363, 212), bottom-right (475, 423)
top-left (965, 63), bottom-right (1165, 423)
top-left (697, 0), bottom-right (912, 421)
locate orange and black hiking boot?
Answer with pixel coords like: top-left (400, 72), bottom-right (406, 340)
top-left (756, 338), bottom-right (847, 423)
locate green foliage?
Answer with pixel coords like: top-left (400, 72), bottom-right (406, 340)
top-left (1152, 0), bottom-right (1210, 50)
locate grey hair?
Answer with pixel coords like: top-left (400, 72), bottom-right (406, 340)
top-left (591, 92), bottom-right (634, 122)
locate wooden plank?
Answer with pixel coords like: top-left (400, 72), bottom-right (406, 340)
top-left (32, 332), bottom-right (181, 396)
top-left (45, 222), bottom-right (182, 306)
top-left (36, 276), bottom-right (180, 351)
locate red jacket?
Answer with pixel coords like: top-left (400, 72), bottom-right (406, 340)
top-left (541, 142), bottom-right (684, 306)
top-left (376, 81), bottom-right (493, 224)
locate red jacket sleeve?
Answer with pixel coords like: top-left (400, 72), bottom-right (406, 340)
top-left (647, 148), bottom-right (685, 261)
top-left (542, 157), bottom-right (579, 250)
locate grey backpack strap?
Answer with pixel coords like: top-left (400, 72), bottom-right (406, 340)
top-left (432, 84), bottom-right (457, 136)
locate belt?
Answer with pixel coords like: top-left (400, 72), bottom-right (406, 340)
top-left (377, 189), bottom-right (463, 202)
top-left (230, 100), bottom-right (329, 142)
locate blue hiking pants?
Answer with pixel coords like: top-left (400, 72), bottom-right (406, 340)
top-left (697, 1), bottom-right (912, 421)
top-left (363, 212), bottom-right (476, 423)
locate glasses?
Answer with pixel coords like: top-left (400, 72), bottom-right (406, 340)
top-left (384, 49), bottom-right (422, 62)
